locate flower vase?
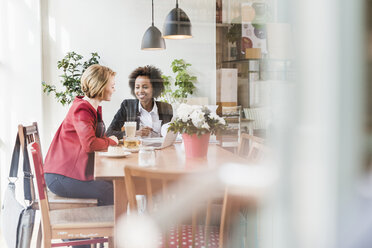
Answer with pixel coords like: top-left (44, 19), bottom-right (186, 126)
top-left (182, 133), bottom-right (210, 158)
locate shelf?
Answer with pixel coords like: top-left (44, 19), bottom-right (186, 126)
top-left (221, 58), bottom-right (261, 63)
top-left (216, 23), bottom-right (231, 28)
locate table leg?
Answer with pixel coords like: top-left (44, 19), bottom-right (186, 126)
top-left (113, 179), bottom-right (128, 247)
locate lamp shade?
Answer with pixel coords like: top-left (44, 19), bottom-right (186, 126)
top-left (141, 25), bottom-right (166, 50)
top-left (163, 7), bottom-right (192, 39)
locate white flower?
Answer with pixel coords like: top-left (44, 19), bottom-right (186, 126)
top-left (190, 109), bottom-right (205, 128)
top-left (219, 117), bottom-right (226, 125)
top-left (171, 104), bottom-right (225, 134)
top-left (180, 115), bottom-right (189, 122)
top-left (208, 112), bottom-right (219, 120)
top-left (192, 105), bottom-right (203, 110)
top-left (201, 122), bottom-right (210, 130)
top-left (176, 103), bottom-right (194, 122)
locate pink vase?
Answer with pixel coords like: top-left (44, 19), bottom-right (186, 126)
top-left (182, 133), bottom-right (210, 158)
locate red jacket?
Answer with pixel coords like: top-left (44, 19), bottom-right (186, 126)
top-left (44, 97), bottom-right (116, 181)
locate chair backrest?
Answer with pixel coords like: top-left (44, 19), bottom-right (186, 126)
top-left (19, 122), bottom-right (43, 158)
top-left (124, 166), bottom-right (216, 248)
top-left (18, 122), bottom-right (43, 203)
top-left (237, 133), bottom-right (268, 162)
top-left (222, 105), bottom-right (241, 116)
top-left (125, 167), bottom-right (186, 213)
top-left (28, 142), bottom-right (51, 231)
top-left (243, 107), bottom-right (270, 130)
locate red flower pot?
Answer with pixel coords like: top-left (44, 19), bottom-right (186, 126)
top-left (182, 133), bottom-right (210, 158)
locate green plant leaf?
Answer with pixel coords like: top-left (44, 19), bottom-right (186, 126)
top-left (42, 51), bottom-right (101, 106)
top-left (160, 58), bottom-right (198, 103)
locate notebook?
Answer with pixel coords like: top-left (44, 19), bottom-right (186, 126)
top-left (141, 131), bottom-right (178, 149)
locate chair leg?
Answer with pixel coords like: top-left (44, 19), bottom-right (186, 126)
top-left (178, 224), bottom-right (182, 248)
top-left (36, 221), bottom-right (42, 248)
top-left (43, 238), bottom-right (51, 248)
top-left (204, 200), bottom-right (212, 247)
top-left (108, 237), bottom-right (114, 248)
top-left (192, 210), bottom-right (197, 248)
top-left (219, 189), bottom-right (231, 248)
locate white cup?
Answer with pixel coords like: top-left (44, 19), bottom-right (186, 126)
top-left (124, 122), bottom-right (136, 138)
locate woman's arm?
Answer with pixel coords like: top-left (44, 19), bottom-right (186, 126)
top-left (73, 107), bottom-right (117, 153)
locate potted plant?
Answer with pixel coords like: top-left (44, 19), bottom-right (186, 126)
top-left (42, 51), bottom-right (100, 106)
top-left (226, 17), bottom-right (242, 59)
top-left (159, 59), bottom-right (197, 105)
top-left (168, 104), bottom-right (226, 158)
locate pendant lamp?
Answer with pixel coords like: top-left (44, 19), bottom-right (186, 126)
top-left (163, 0), bottom-right (192, 39)
top-left (141, 0), bottom-right (166, 50)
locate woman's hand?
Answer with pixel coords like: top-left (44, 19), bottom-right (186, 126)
top-left (136, 126), bottom-right (153, 137)
top-left (108, 135), bottom-right (118, 145)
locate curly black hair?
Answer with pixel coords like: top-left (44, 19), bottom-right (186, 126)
top-left (128, 65), bottom-right (164, 98)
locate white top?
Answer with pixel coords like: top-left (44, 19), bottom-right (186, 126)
top-left (138, 101), bottom-right (162, 136)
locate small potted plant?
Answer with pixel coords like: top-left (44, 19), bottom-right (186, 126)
top-left (159, 59), bottom-right (197, 105)
top-left (168, 104), bottom-right (226, 158)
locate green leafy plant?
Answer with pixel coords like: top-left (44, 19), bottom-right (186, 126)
top-left (226, 23), bottom-right (242, 45)
top-left (42, 51), bottom-right (100, 106)
top-left (160, 59), bottom-right (197, 104)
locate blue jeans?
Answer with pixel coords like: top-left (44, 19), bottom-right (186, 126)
top-left (45, 173), bottom-right (113, 206)
top-left (45, 173), bottom-right (113, 248)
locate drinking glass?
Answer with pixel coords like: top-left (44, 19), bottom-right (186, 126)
top-left (123, 137), bottom-right (140, 149)
top-left (124, 121), bottom-right (136, 138)
top-left (138, 147), bottom-right (156, 167)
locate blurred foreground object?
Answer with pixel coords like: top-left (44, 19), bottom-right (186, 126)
top-left (117, 159), bottom-right (277, 248)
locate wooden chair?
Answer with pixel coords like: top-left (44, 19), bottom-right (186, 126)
top-left (18, 122), bottom-right (98, 210)
top-left (19, 123), bottom-right (98, 246)
top-left (217, 106), bottom-right (242, 153)
top-left (218, 187), bottom-right (257, 248)
top-left (124, 166), bottom-right (220, 248)
top-left (237, 133), bottom-right (267, 162)
top-left (28, 142), bottom-right (114, 248)
top-left (219, 134), bottom-right (270, 247)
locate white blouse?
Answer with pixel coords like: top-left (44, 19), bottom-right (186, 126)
top-left (138, 101), bottom-right (162, 136)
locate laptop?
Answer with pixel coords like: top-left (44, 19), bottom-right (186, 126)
top-left (141, 131), bottom-right (178, 149)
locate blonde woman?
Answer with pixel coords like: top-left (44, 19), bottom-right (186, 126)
top-left (44, 64), bottom-right (118, 207)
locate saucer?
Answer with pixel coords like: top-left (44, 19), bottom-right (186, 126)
top-left (99, 151), bottom-right (131, 158)
top-left (123, 147), bottom-right (139, 153)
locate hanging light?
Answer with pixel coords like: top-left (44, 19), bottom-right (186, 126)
top-left (163, 0), bottom-right (192, 39)
top-left (141, 0), bottom-right (166, 50)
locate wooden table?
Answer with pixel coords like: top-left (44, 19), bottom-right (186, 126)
top-left (94, 143), bottom-right (247, 245)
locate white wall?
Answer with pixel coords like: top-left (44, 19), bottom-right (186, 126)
top-left (0, 0), bottom-right (43, 199)
top-left (41, 0), bottom-right (216, 150)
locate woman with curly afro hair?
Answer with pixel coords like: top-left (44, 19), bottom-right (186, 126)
top-left (107, 65), bottom-right (173, 138)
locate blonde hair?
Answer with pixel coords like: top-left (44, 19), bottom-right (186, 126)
top-left (81, 64), bottom-right (116, 98)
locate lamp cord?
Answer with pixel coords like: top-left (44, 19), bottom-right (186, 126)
top-left (176, 0), bottom-right (178, 8)
top-left (152, 0), bottom-right (154, 26)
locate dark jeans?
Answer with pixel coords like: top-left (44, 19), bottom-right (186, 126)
top-left (45, 173), bottom-right (114, 248)
top-left (45, 173), bottom-right (113, 206)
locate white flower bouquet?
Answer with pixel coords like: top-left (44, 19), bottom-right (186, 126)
top-left (168, 103), bottom-right (226, 135)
